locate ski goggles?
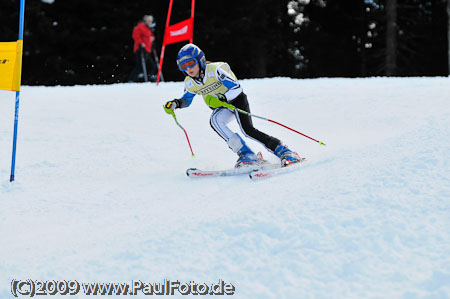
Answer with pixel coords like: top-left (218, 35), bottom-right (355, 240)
top-left (178, 59), bottom-right (198, 71)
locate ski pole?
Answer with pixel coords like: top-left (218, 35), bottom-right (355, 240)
top-left (237, 108), bottom-right (325, 145)
top-left (206, 96), bottom-right (326, 146)
top-left (164, 106), bottom-right (195, 158)
top-left (140, 49), bottom-right (148, 82)
top-left (152, 45), bottom-right (164, 82)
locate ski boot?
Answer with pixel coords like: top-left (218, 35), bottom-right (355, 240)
top-left (274, 143), bottom-right (302, 167)
top-left (226, 133), bottom-right (261, 168)
top-left (235, 148), bottom-right (261, 168)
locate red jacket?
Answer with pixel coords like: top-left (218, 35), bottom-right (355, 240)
top-left (132, 22), bottom-right (154, 53)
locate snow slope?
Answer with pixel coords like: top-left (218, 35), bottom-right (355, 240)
top-left (1, 77), bottom-right (450, 298)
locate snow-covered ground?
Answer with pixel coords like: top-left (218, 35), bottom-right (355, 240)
top-left (1, 77), bottom-right (450, 298)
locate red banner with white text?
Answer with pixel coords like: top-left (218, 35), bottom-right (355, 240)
top-left (164, 18), bottom-right (194, 45)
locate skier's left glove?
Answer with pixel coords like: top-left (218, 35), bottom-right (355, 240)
top-left (213, 93), bottom-right (227, 102)
top-left (164, 99), bottom-right (181, 115)
top-left (205, 94), bottom-right (234, 110)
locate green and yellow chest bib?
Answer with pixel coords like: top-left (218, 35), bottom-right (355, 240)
top-left (184, 62), bottom-right (237, 107)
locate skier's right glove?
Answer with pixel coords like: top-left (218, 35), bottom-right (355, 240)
top-left (164, 99), bottom-right (181, 115)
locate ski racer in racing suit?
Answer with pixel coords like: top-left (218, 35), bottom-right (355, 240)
top-left (164, 43), bottom-right (301, 168)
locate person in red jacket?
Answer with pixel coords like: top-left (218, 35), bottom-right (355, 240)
top-left (128, 15), bottom-right (157, 82)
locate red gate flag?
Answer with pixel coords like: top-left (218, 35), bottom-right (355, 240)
top-left (157, 0), bottom-right (195, 84)
top-left (164, 18), bottom-right (194, 45)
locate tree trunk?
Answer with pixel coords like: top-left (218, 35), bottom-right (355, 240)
top-left (386, 0), bottom-right (397, 76)
top-left (448, 0), bottom-right (450, 74)
top-left (252, 2), bottom-right (269, 78)
top-left (361, 1), bottom-right (367, 77)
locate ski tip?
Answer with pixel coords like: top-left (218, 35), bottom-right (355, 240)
top-left (186, 168), bottom-right (197, 177)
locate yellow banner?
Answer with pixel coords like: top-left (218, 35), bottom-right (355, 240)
top-left (0, 40), bottom-right (23, 91)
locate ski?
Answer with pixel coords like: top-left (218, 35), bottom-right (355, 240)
top-left (249, 158), bottom-right (306, 180)
top-left (187, 162), bottom-right (281, 178)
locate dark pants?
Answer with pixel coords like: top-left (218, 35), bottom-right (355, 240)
top-left (128, 48), bottom-right (157, 82)
top-left (216, 92), bottom-right (280, 152)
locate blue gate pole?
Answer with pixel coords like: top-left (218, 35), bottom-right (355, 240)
top-left (10, 0), bottom-right (25, 182)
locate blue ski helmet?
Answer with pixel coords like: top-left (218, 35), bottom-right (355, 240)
top-left (176, 43), bottom-right (207, 73)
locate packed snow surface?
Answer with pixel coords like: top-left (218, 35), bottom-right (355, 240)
top-left (1, 77), bottom-right (450, 298)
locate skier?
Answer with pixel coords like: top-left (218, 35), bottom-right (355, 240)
top-left (164, 43), bottom-right (301, 168)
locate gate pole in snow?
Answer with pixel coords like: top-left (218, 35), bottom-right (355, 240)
top-left (10, 0), bottom-right (25, 182)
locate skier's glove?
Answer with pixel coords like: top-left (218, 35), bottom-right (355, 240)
top-left (205, 94), bottom-right (234, 110)
top-left (164, 99), bottom-right (181, 115)
top-left (213, 93), bottom-right (227, 102)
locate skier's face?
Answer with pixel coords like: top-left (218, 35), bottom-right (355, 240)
top-left (186, 64), bottom-right (200, 78)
